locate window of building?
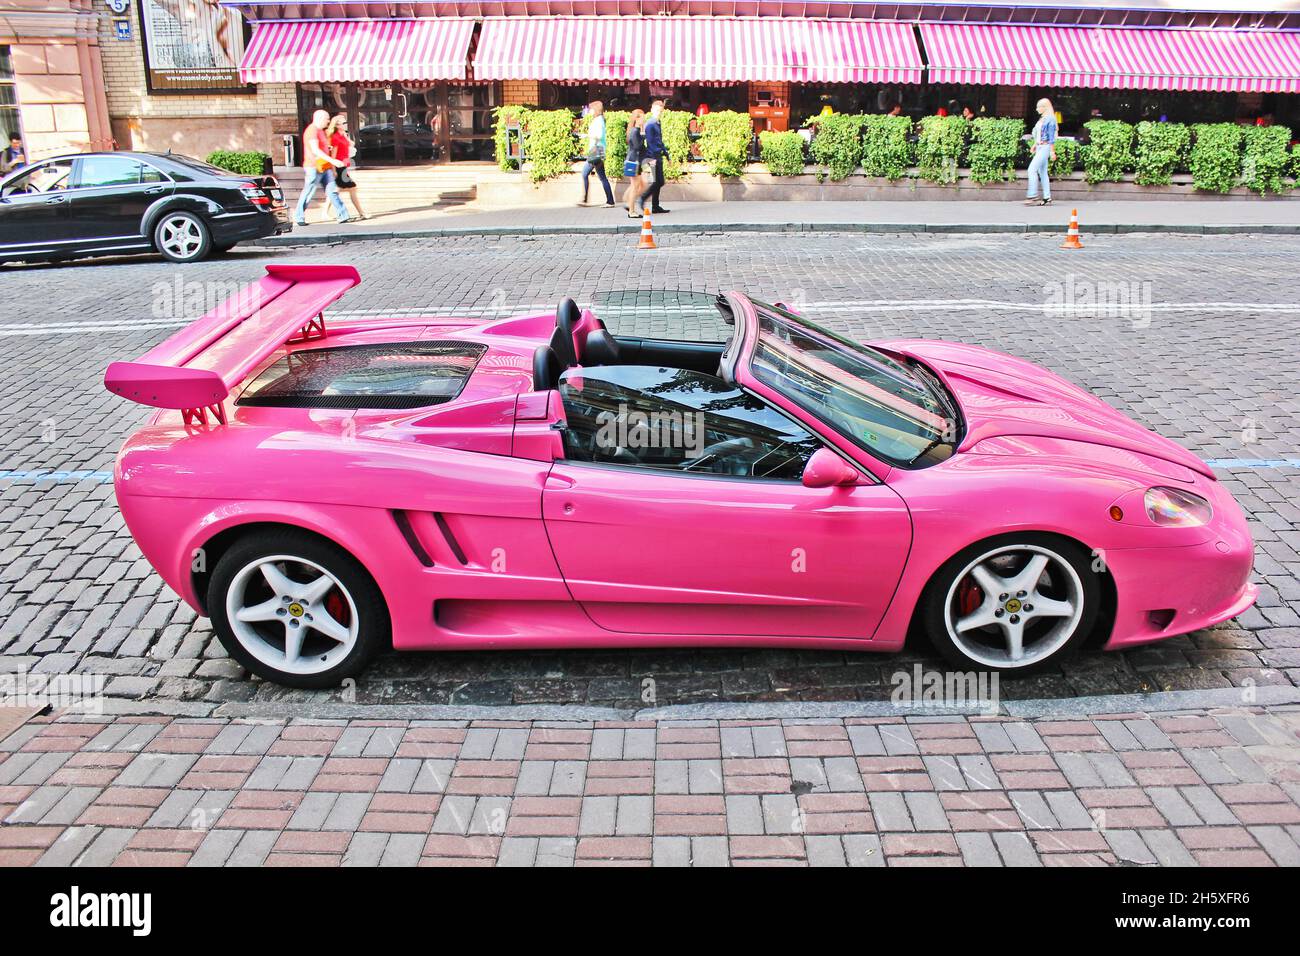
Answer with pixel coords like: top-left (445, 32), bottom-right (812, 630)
top-left (0, 46), bottom-right (21, 150)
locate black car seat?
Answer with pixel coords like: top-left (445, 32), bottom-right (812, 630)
top-left (583, 328), bottom-right (623, 366)
top-left (532, 345), bottom-right (562, 391)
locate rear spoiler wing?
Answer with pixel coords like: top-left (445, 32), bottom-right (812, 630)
top-left (104, 264), bottom-right (360, 425)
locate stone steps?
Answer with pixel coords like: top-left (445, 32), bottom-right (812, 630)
top-left (272, 164), bottom-right (484, 214)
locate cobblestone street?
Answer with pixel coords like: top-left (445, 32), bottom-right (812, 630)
top-left (1, 231), bottom-right (1298, 714)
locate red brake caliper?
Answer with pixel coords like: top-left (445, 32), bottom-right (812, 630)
top-left (958, 577), bottom-right (982, 616)
top-left (325, 590), bottom-right (350, 626)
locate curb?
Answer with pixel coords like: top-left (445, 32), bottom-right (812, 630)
top-left (83, 683), bottom-right (1297, 723)
top-left (252, 220), bottom-right (1300, 248)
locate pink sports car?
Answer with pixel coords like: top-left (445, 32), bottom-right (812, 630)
top-left (104, 265), bottom-right (1256, 688)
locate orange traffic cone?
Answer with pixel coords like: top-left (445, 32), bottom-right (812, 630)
top-left (637, 204), bottom-right (657, 250)
top-left (1061, 208), bottom-right (1083, 249)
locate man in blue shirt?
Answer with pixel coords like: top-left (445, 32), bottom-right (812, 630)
top-left (636, 99), bottom-right (669, 215)
top-left (1, 133), bottom-right (25, 174)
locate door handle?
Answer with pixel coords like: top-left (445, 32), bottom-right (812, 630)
top-left (144, 185), bottom-right (165, 195)
top-left (545, 473), bottom-right (575, 490)
top-left (44, 195), bottom-right (68, 205)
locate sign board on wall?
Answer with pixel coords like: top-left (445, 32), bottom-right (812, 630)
top-left (137, 0), bottom-right (253, 94)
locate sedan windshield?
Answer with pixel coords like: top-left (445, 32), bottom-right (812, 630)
top-left (748, 301), bottom-right (959, 467)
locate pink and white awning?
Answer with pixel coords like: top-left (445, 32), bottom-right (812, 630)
top-left (474, 17), bottom-right (923, 84)
top-left (920, 22), bottom-right (1300, 93)
top-left (239, 18), bottom-right (474, 83)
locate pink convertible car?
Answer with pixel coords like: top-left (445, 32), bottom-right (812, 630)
top-left (105, 265), bottom-right (1255, 687)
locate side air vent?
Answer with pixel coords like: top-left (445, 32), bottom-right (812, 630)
top-left (392, 510), bottom-right (433, 567)
top-left (433, 512), bottom-right (469, 566)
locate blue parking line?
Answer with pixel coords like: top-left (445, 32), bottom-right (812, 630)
top-left (0, 470), bottom-right (114, 484)
top-left (1205, 459), bottom-right (1300, 469)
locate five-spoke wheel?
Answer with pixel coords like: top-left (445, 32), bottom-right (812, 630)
top-left (923, 535), bottom-right (1099, 672)
top-left (154, 211), bottom-right (211, 263)
top-left (208, 530), bottom-right (388, 687)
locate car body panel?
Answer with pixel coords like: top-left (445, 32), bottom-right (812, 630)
top-left (106, 269), bottom-right (1257, 661)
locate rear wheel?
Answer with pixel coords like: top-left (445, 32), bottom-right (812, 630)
top-left (154, 211), bottom-right (212, 263)
top-left (922, 534), bottom-right (1099, 672)
top-left (208, 530), bottom-right (389, 688)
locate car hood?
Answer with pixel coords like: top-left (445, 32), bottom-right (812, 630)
top-left (874, 339), bottom-right (1214, 479)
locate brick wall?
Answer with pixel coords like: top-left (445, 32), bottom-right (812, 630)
top-left (96, 6), bottom-right (298, 157)
top-left (501, 80), bottom-right (539, 105)
top-left (996, 86), bottom-right (1029, 119)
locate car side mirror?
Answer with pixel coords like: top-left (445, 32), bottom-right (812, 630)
top-left (802, 448), bottom-right (861, 488)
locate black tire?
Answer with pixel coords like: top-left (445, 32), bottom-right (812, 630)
top-left (208, 529), bottom-right (389, 688)
top-left (920, 532), bottom-right (1100, 674)
top-left (212, 242), bottom-right (237, 255)
top-left (153, 210), bottom-right (212, 263)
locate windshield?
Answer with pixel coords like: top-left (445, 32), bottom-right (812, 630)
top-left (747, 301), bottom-right (959, 467)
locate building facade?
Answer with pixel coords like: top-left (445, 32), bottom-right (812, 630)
top-left (4, 0), bottom-right (1300, 167)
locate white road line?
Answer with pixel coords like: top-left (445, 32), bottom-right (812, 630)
top-left (5, 299), bottom-right (1296, 336)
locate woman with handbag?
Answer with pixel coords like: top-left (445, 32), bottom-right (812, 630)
top-left (623, 109), bottom-right (646, 219)
top-left (579, 101), bottom-right (615, 208)
top-left (327, 113), bottom-right (368, 221)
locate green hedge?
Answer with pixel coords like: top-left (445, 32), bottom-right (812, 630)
top-left (205, 150), bottom-right (270, 176)
top-left (1189, 123), bottom-right (1244, 193)
top-left (1133, 122), bottom-right (1190, 186)
top-left (661, 111), bottom-right (692, 179)
top-left (695, 111), bottom-right (752, 178)
top-left (1291, 143), bottom-right (1300, 182)
top-left (758, 130), bottom-right (806, 177)
top-left (967, 117), bottom-right (1024, 184)
top-left (604, 110), bottom-right (631, 176)
top-left (521, 109), bottom-right (579, 182)
top-left (917, 115), bottom-right (968, 185)
top-left (1082, 120), bottom-right (1134, 183)
top-left (1242, 125), bottom-right (1292, 195)
top-left (861, 114), bottom-right (913, 180)
top-left (1049, 138), bottom-right (1080, 178)
top-left (809, 113), bottom-right (869, 181)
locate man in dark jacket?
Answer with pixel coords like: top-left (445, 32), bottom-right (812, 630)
top-left (637, 100), bottom-right (669, 215)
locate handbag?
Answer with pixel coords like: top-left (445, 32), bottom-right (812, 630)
top-left (335, 167), bottom-right (354, 188)
top-left (622, 159), bottom-right (638, 177)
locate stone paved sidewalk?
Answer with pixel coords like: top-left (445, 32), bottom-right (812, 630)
top-left (3, 705), bottom-right (1298, 867)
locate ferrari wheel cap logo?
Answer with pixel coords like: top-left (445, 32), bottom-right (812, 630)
top-left (1004, 598), bottom-right (1022, 613)
top-left (288, 602), bottom-right (304, 617)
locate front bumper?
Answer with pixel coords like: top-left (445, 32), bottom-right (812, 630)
top-left (1102, 487), bottom-right (1256, 649)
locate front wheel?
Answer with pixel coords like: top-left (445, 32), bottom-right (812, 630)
top-left (154, 211), bottom-right (212, 263)
top-left (208, 530), bottom-right (389, 688)
top-left (921, 534), bottom-right (1099, 672)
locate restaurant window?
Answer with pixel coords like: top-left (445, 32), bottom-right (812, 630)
top-left (1035, 88), bottom-right (1238, 133)
top-left (0, 46), bottom-right (20, 149)
top-left (790, 84), bottom-right (924, 125)
top-left (446, 83), bottom-right (498, 161)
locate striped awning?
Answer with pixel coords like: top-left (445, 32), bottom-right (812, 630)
top-left (239, 18), bottom-right (474, 83)
top-left (920, 22), bottom-right (1300, 93)
top-left (474, 17), bottom-right (923, 84)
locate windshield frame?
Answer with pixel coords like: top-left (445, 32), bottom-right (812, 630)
top-left (728, 293), bottom-right (963, 470)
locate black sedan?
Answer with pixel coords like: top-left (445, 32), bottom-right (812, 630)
top-left (0, 151), bottom-right (291, 265)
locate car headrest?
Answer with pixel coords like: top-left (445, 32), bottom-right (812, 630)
top-left (532, 345), bottom-right (561, 391)
top-left (557, 297), bottom-right (581, 340)
top-left (583, 329), bottom-right (622, 366)
top-left (548, 325), bottom-right (578, 369)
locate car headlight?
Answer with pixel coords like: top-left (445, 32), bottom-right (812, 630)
top-left (1144, 486), bottom-right (1213, 527)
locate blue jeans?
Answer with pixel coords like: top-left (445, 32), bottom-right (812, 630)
top-left (581, 158), bottom-right (614, 204)
top-left (295, 168), bottom-right (349, 223)
top-left (1027, 145), bottom-right (1051, 200)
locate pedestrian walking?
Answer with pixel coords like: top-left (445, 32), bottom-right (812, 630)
top-left (1, 133), bottom-right (25, 174)
top-left (327, 113), bottom-right (367, 221)
top-left (294, 108), bottom-right (350, 226)
top-left (623, 109), bottom-right (646, 218)
top-left (637, 99), bottom-right (669, 215)
top-left (579, 100), bottom-right (615, 207)
top-left (1024, 97), bottom-right (1057, 207)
